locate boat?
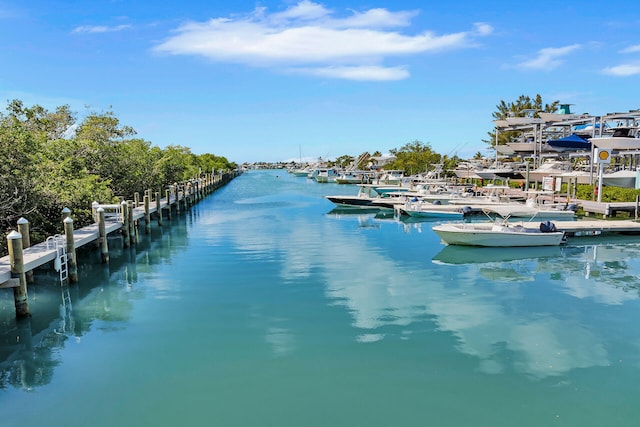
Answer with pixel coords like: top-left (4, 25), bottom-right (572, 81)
top-left (325, 185), bottom-right (397, 210)
top-left (590, 127), bottom-right (640, 150)
top-left (452, 162), bottom-right (482, 180)
top-left (334, 170), bottom-right (374, 184)
top-left (447, 185), bottom-right (522, 206)
top-left (432, 219), bottom-right (567, 247)
top-left (483, 199), bottom-right (577, 219)
top-left (314, 168), bottom-right (340, 183)
top-left (602, 169), bottom-right (640, 189)
top-left (399, 199), bottom-right (465, 219)
top-left (546, 133), bottom-right (592, 152)
top-left (290, 168), bottom-right (311, 177)
top-left (527, 158), bottom-right (574, 182)
top-left (474, 162), bottom-right (524, 180)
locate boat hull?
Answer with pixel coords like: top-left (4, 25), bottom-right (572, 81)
top-left (325, 196), bottom-right (379, 208)
top-left (404, 209), bottom-right (463, 219)
top-left (432, 223), bottom-right (565, 247)
top-left (591, 137), bottom-right (640, 150)
top-left (602, 170), bottom-right (639, 189)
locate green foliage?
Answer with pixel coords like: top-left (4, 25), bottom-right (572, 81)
top-left (387, 140), bottom-right (441, 175)
top-left (485, 94), bottom-right (559, 147)
top-left (334, 154), bottom-right (355, 169)
top-left (0, 99), bottom-right (236, 255)
top-left (575, 184), bottom-right (640, 203)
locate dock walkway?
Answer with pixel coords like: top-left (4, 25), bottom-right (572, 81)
top-left (0, 173), bottom-right (234, 290)
top-left (551, 219), bottom-right (640, 236)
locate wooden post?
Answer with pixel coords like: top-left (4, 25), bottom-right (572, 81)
top-left (165, 189), bottom-right (172, 220)
top-left (62, 207), bottom-right (71, 221)
top-left (16, 217), bottom-right (34, 283)
top-left (64, 217), bottom-right (78, 283)
top-left (134, 192), bottom-right (140, 207)
top-left (121, 201), bottom-right (130, 248)
top-left (144, 193), bottom-right (151, 233)
top-left (7, 230), bottom-right (30, 318)
top-left (175, 185), bottom-right (181, 213)
top-left (155, 191), bottom-right (163, 226)
top-left (127, 200), bottom-right (136, 244)
top-left (97, 207), bottom-right (109, 263)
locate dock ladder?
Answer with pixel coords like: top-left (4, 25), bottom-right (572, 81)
top-left (47, 234), bottom-right (75, 336)
top-left (46, 234), bottom-right (68, 285)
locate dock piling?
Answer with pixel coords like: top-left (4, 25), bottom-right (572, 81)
top-left (144, 193), bottom-right (151, 234)
top-left (127, 201), bottom-right (136, 244)
top-left (63, 217), bottom-right (78, 283)
top-left (97, 207), bottom-right (109, 263)
top-left (17, 218), bottom-right (33, 283)
top-left (155, 191), bottom-right (163, 226)
top-left (165, 189), bottom-right (172, 220)
top-left (7, 230), bottom-right (30, 318)
top-left (121, 201), bottom-right (130, 247)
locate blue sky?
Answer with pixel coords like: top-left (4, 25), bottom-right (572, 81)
top-left (1, 1), bottom-right (639, 163)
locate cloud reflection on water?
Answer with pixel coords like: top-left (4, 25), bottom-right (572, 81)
top-left (200, 198), bottom-right (640, 379)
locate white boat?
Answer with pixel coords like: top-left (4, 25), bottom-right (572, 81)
top-left (314, 168), bottom-right (340, 183)
top-left (447, 185), bottom-right (521, 206)
top-left (483, 199), bottom-right (577, 219)
top-left (527, 159), bottom-right (573, 182)
top-left (602, 169), bottom-right (640, 189)
top-left (432, 220), bottom-right (566, 247)
top-left (400, 199), bottom-right (464, 219)
top-left (290, 168), bottom-right (310, 177)
top-left (370, 170), bottom-right (405, 185)
top-left (325, 186), bottom-right (396, 210)
top-left (474, 162), bottom-right (524, 180)
top-left (590, 127), bottom-right (640, 150)
top-left (453, 162), bottom-right (482, 180)
top-left (334, 171), bottom-right (374, 184)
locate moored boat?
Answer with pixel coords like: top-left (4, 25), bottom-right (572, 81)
top-left (432, 220), bottom-right (566, 247)
top-left (399, 199), bottom-right (465, 219)
top-left (325, 185), bottom-right (397, 210)
top-left (546, 133), bottom-right (592, 152)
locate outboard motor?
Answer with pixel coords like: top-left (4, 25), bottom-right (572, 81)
top-left (433, 200), bottom-right (442, 205)
top-left (461, 206), bottom-right (473, 216)
top-left (539, 220), bottom-right (557, 233)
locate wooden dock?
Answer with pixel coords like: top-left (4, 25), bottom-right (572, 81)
top-left (0, 172), bottom-right (238, 316)
top-left (550, 219), bottom-right (640, 236)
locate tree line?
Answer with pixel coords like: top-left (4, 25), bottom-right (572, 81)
top-left (0, 99), bottom-right (236, 255)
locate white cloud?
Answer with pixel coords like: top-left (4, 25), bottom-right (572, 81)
top-left (602, 63), bottom-right (640, 76)
top-left (620, 44), bottom-right (640, 54)
top-left (291, 65), bottom-right (409, 81)
top-left (517, 44), bottom-right (581, 70)
top-left (152, 1), bottom-right (492, 81)
top-left (72, 24), bottom-right (131, 34)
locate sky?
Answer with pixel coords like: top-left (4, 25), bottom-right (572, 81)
top-left (1, 0), bottom-right (639, 164)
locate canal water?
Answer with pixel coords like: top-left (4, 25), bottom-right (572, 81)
top-left (2, 169), bottom-right (640, 426)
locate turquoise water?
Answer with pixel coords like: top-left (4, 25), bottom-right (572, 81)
top-left (2, 168), bottom-right (640, 426)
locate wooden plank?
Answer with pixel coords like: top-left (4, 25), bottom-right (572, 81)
top-left (0, 278), bottom-right (19, 289)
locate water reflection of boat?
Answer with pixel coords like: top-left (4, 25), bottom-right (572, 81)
top-left (432, 245), bottom-right (562, 265)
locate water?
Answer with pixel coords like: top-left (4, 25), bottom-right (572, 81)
top-left (2, 169), bottom-right (640, 426)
